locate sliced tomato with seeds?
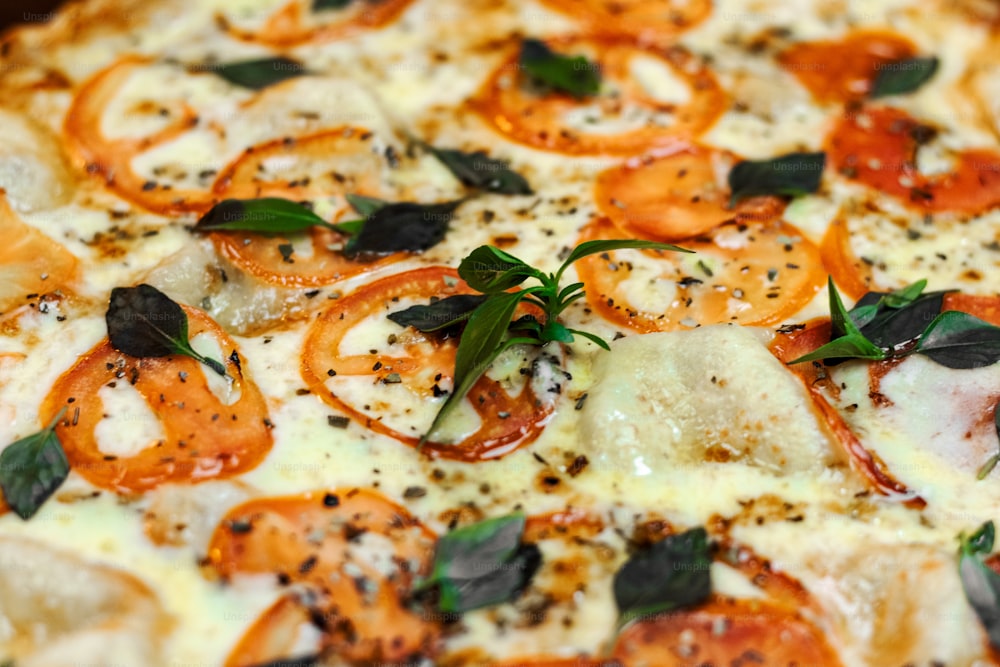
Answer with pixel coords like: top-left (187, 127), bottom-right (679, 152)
top-left (471, 37), bottom-right (725, 155)
top-left (64, 56), bottom-right (212, 216)
top-left (40, 306), bottom-right (272, 493)
top-left (207, 488), bottom-right (438, 664)
top-left (611, 596), bottom-right (842, 666)
top-left (769, 319), bottom-right (924, 506)
top-left (538, 0), bottom-right (711, 41)
top-left (300, 267), bottom-right (553, 462)
top-left (595, 144), bottom-right (786, 242)
top-left (779, 30), bottom-right (917, 104)
top-left (827, 105), bottom-right (1000, 215)
top-left (577, 217), bottom-right (824, 333)
top-left (218, 0), bottom-right (416, 48)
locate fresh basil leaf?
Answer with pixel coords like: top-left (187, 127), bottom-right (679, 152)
top-left (960, 522), bottom-right (1000, 650)
top-left (421, 514), bottom-right (541, 613)
top-left (790, 278), bottom-right (885, 364)
top-left (194, 198), bottom-right (330, 235)
top-left (387, 294), bottom-right (488, 332)
top-left (882, 279), bottom-right (929, 309)
top-left (859, 292), bottom-right (945, 350)
top-left (345, 193), bottom-right (388, 218)
top-left (519, 38), bottom-right (601, 99)
top-left (458, 245), bottom-right (540, 292)
top-left (614, 527), bottom-right (712, 626)
top-left (422, 290), bottom-right (529, 442)
top-left (208, 57), bottom-right (307, 90)
top-left (870, 56), bottom-right (939, 99)
top-left (0, 408), bottom-right (70, 520)
top-left (728, 152), bottom-right (825, 206)
top-left (106, 284), bottom-right (227, 377)
top-left (556, 239), bottom-right (691, 283)
top-left (428, 147), bottom-right (533, 195)
top-left (567, 328), bottom-right (611, 351)
top-left (541, 320), bottom-right (574, 344)
top-left (917, 311), bottom-right (1000, 369)
top-left (342, 200), bottom-right (461, 260)
top-left (313, 0), bottom-right (351, 10)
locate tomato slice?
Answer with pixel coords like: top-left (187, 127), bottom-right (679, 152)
top-left (611, 597), bottom-right (842, 666)
top-left (769, 319), bottom-right (924, 506)
top-left (207, 488), bottom-right (438, 664)
top-left (64, 56), bottom-right (212, 216)
top-left (223, 594), bottom-right (314, 667)
top-left (538, 0), bottom-right (711, 41)
top-left (208, 128), bottom-right (398, 288)
top-left (218, 0), bottom-right (415, 47)
top-left (819, 217), bottom-right (881, 302)
top-left (471, 37), bottom-right (725, 155)
top-left (779, 30), bottom-right (917, 104)
top-left (827, 105), bottom-right (1000, 215)
top-left (41, 306), bottom-right (272, 493)
top-left (300, 267), bottom-right (553, 461)
top-left (577, 217), bottom-right (824, 333)
top-left (595, 144), bottom-right (786, 241)
top-left (0, 195), bottom-right (78, 314)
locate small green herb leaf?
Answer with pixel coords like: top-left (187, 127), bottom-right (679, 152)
top-left (728, 152), bottom-right (826, 206)
top-left (422, 290), bottom-right (530, 442)
top-left (342, 200), bottom-right (461, 260)
top-left (870, 56), bottom-right (939, 99)
top-left (194, 198), bottom-right (331, 235)
top-left (917, 311), bottom-right (1000, 369)
top-left (959, 522), bottom-right (1000, 650)
top-left (387, 294), bottom-right (488, 332)
top-left (420, 513), bottom-right (541, 613)
top-left (614, 527), bottom-right (712, 627)
top-left (313, 0), bottom-right (351, 10)
top-left (106, 284), bottom-right (227, 377)
top-left (345, 193), bottom-right (388, 218)
top-left (788, 278), bottom-right (885, 364)
top-left (519, 38), bottom-right (601, 99)
top-left (208, 57), bottom-right (307, 90)
top-left (556, 239), bottom-right (691, 283)
top-left (458, 245), bottom-right (540, 293)
top-left (428, 147), bottom-right (533, 195)
top-left (0, 408), bottom-right (70, 520)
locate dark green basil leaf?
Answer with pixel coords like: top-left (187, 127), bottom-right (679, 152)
top-left (106, 284), bottom-right (227, 377)
top-left (313, 0), bottom-right (351, 10)
top-left (870, 56), bottom-right (939, 99)
top-left (0, 409), bottom-right (70, 520)
top-left (960, 522), bottom-right (1000, 650)
top-left (917, 311), bottom-right (1000, 369)
top-left (422, 290), bottom-right (529, 442)
top-left (728, 152), bottom-right (826, 206)
top-left (614, 527), bottom-right (712, 626)
top-left (194, 198), bottom-right (330, 235)
top-left (859, 292), bottom-right (945, 350)
top-left (428, 147), bottom-right (533, 195)
top-left (421, 513), bottom-right (541, 614)
top-left (342, 200), bottom-right (461, 260)
top-left (387, 294), bottom-right (488, 332)
top-left (208, 57), bottom-right (307, 90)
top-left (458, 245), bottom-right (539, 292)
top-left (519, 38), bottom-right (601, 99)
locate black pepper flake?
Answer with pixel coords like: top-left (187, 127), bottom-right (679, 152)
top-left (227, 519), bottom-right (253, 534)
top-left (141, 180), bottom-right (157, 191)
top-left (278, 243), bottom-right (295, 263)
top-left (323, 493), bottom-right (340, 507)
top-left (178, 371), bottom-right (188, 383)
top-left (574, 393), bottom-right (588, 410)
top-left (327, 369), bottom-right (337, 377)
top-left (372, 361), bottom-right (383, 371)
top-left (328, 415), bottom-right (350, 429)
top-left (229, 350), bottom-right (241, 374)
top-left (298, 555), bottom-right (318, 574)
top-left (403, 486), bottom-right (427, 499)
top-left (776, 323), bottom-right (806, 334)
top-left (277, 572), bottom-right (292, 586)
top-left (567, 455), bottom-right (589, 477)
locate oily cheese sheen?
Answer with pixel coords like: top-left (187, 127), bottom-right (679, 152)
top-left (0, 0), bottom-right (998, 665)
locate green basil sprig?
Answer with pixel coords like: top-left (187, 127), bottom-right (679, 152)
top-left (788, 278), bottom-right (1000, 369)
top-left (387, 294), bottom-right (488, 332)
top-left (426, 146), bottom-right (532, 195)
top-left (391, 240), bottom-right (689, 442)
top-left (870, 56), bottom-right (939, 99)
top-left (519, 38), bottom-right (601, 99)
top-left (959, 521), bottom-right (1000, 649)
top-left (203, 57), bottom-right (307, 90)
top-left (728, 152), bottom-right (826, 206)
top-left (0, 408), bottom-right (70, 520)
top-left (106, 284), bottom-right (227, 377)
top-left (416, 513), bottom-right (541, 614)
top-left (614, 527), bottom-right (712, 627)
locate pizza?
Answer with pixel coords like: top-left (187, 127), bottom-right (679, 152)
top-left (1, 0), bottom-right (1000, 664)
